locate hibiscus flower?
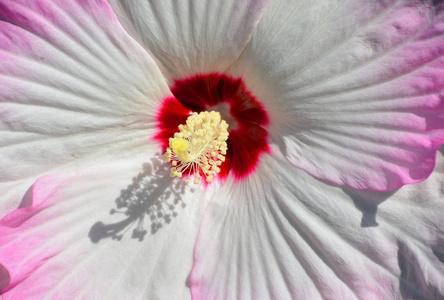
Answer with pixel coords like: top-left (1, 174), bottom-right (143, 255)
top-left (1, 0), bottom-right (444, 299)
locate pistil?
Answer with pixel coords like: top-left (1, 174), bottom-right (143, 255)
top-left (164, 111), bottom-right (229, 184)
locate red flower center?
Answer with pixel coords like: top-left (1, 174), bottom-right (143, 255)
top-left (155, 73), bottom-right (269, 180)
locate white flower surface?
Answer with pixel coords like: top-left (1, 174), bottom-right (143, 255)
top-left (0, 0), bottom-right (444, 299)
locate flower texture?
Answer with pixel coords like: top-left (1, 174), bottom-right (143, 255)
top-left (1, 0), bottom-right (444, 299)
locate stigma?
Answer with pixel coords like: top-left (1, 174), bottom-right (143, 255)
top-left (163, 111), bottom-right (229, 184)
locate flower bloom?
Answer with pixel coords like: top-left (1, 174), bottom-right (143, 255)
top-left (1, 0), bottom-right (444, 299)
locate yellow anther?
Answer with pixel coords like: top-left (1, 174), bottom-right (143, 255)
top-left (164, 111), bottom-right (229, 184)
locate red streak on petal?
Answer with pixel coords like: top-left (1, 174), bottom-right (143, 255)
top-left (170, 73), bottom-right (221, 109)
top-left (153, 96), bottom-right (191, 149)
top-left (225, 123), bottom-right (270, 178)
top-left (155, 73), bottom-right (269, 181)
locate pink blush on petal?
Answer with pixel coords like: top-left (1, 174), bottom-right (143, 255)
top-left (0, 173), bottom-right (75, 296)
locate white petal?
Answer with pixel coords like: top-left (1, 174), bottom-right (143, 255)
top-left (107, 0), bottom-right (272, 81)
top-left (191, 146), bottom-right (444, 299)
top-left (0, 0), bottom-right (171, 215)
top-left (232, 0), bottom-right (444, 191)
top-left (0, 153), bottom-right (206, 299)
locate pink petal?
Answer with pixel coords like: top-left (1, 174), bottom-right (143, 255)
top-left (107, 0), bottom-right (272, 81)
top-left (0, 155), bottom-right (206, 299)
top-left (0, 0), bottom-right (171, 215)
top-left (191, 148), bottom-right (444, 299)
top-left (232, 0), bottom-right (444, 191)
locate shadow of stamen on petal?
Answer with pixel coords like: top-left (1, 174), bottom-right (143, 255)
top-left (89, 155), bottom-right (190, 243)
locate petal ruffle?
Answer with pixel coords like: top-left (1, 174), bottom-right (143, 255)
top-left (0, 154), bottom-right (206, 299)
top-left (107, 0), bottom-right (272, 81)
top-left (233, 0), bottom-right (444, 191)
top-left (191, 147), bottom-right (444, 299)
top-left (0, 0), bottom-right (171, 215)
